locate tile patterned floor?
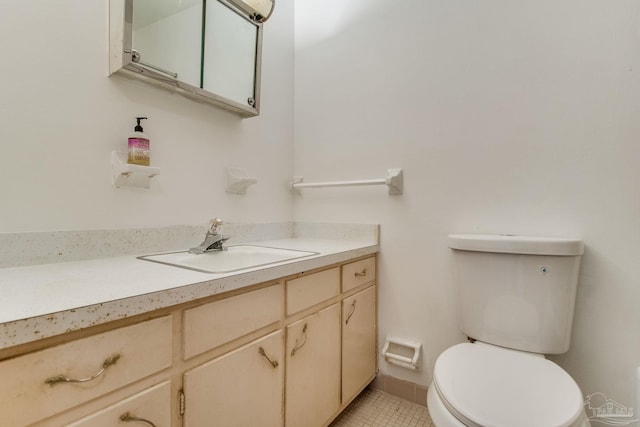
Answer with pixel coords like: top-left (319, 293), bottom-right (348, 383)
top-left (330, 388), bottom-right (433, 427)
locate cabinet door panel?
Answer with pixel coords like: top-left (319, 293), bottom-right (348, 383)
top-left (183, 330), bottom-right (284, 427)
top-left (342, 286), bottom-right (377, 404)
top-left (67, 382), bottom-right (171, 427)
top-left (285, 303), bottom-right (341, 427)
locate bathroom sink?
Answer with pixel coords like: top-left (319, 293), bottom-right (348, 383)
top-left (138, 245), bottom-right (319, 273)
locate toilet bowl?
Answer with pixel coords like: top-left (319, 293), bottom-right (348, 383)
top-left (428, 342), bottom-right (590, 427)
top-left (427, 234), bottom-right (591, 427)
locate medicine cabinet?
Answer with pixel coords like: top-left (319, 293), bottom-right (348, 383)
top-left (109, 0), bottom-right (270, 118)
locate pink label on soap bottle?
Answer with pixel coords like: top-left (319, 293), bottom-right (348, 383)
top-left (128, 138), bottom-right (150, 165)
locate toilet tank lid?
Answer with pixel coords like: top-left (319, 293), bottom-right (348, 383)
top-left (448, 234), bottom-right (584, 256)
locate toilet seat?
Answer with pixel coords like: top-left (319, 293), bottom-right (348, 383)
top-left (432, 342), bottom-right (586, 427)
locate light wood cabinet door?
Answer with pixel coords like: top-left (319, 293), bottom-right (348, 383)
top-left (183, 330), bottom-right (284, 427)
top-left (67, 381), bottom-right (171, 427)
top-left (285, 303), bottom-right (341, 427)
top-left (342, 286), bottom-right (377, 404)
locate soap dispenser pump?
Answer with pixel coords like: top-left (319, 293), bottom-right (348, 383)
top-left (128, 117), bottom-right (150, 166)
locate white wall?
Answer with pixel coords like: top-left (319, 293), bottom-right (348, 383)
top-left (294, 0), bottom-right (640, 407)
top-left (0, 0), bottom-right (294, 232)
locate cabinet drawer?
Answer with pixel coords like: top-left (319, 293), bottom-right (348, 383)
top-left (286, 267), bottom-right (340, 315)
top-left (0, 315), bottom-right (172, 427)
top-left (183, 283), bottom-right (284, 359)
top-left (67, 381), bottom-right (171, 427)
top-left (342, 257), bottom-right (376, 292)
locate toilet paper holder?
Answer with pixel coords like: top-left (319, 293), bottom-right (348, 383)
top-left (382, 337), bottom-right (421, 370)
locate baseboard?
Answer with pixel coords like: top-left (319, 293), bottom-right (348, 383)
top-left (369, 373), bottom-right (428, 407)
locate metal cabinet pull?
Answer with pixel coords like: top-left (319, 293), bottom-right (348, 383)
top-left (290, 323), bottom-right (308, 357)
top-left (354, 268), bottom-right (367, 277)
top-left (44, 354), bottom-right (121, 386)
top-left (345, 300), bottom-right (357, 325)
top-left (258, 346), bottom-right (279, 368)
top-left (120, 412), bottom-right (157, 427)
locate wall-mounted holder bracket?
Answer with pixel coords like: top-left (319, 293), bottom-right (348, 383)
top-left (291, 168), bottom-right (403, 195)
top-left (111, 151), bottom-right (160, 189)
top-left (225, 167), bottom-right (258, 194)
top-left (381, 337), bottom-right (421, 370)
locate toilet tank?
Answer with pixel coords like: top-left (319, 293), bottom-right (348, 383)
top-left (448, 234), bottom-right (584, 354)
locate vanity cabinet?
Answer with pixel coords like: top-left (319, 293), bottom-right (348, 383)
top-left (285, 304), bottom-right (341, 427)
top-left (0, 255), bottom-right (376, 427)
top-left (183, 330), bottom-right (284, 427)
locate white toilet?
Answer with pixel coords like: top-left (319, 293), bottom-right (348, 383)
top-left (427, 234), bottom-right (590, 427)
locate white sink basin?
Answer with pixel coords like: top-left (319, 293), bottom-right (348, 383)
top-left (138, 245), bottom-right (319, 273)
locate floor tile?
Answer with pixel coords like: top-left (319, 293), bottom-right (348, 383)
top-left (330, 388), bottom-right (433, 427)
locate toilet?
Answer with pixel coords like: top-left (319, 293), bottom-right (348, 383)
top-left (427, 234), bottom-right (590, 427)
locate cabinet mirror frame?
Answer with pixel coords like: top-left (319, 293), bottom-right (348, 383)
top-left (109, 0), bottom-right (263, 118)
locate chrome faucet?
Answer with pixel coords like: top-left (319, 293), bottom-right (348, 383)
top-left (189, 218), bottom-right (230, 254)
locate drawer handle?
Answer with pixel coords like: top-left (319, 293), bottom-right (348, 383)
top-left (258, 346), bottom-right (279, 368)
top-left (345, 300), bottom-right (357, 325)
top-left (120, 412), bottom-right (157, 427)
top-left (290, 323), bottom-right (308, 357)
top-left (355, 268), bottom-right (367, 277)
top-left (44, 353), bottom-right (121, 386)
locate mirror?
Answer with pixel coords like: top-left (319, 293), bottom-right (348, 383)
top-left (131, 0), bottom-right (202, 88)
top-left (109, 0), bottom-right (268, 117)
top-left (202, 0), bottom-right (258, 105)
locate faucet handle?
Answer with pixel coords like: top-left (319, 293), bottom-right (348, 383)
top-left (208, 218), bottom-right (224, 233)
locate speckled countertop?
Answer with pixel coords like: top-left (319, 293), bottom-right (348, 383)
top-left (0, 223), bottom-right (379, 350)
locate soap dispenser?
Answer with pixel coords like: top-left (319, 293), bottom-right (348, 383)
top-left (128, 117), bottom-right (150, 166)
